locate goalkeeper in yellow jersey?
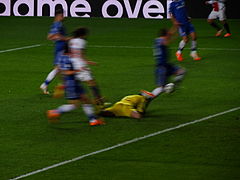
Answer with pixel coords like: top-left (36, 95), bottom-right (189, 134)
top-left (99, 90), bottom-right (155, 119)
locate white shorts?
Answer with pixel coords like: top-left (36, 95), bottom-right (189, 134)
top-left (75, 69), bottom-right (93, 82)
top-left (70, 57), bottom-right (93, 81)
top-left (208, 9), bottom-right (226, 21)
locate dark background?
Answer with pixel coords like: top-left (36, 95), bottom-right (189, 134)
top-left (0, 0), bottom-right (239, 19)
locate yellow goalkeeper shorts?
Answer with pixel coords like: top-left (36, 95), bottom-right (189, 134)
top-left (104, 103), bottom-right (136, 117)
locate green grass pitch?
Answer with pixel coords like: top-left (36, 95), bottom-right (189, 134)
top-left (0, 17), bottom-right (240, 179)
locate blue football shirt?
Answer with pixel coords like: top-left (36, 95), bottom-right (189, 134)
top-left (169, 0), bottom-right (189, 25)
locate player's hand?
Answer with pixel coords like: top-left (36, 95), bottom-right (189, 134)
top-left (64, 36), bottom-right (73, 41)
top-left (173, 21), bottom-right (181, 26)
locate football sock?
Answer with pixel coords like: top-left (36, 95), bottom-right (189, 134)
top-left (191, 40), bottom-right (197, 51)
top-left (210, 22), bottom-right (222, 31)
top-left (223, 23), bottom-right (231, 33)
top-left (82, 104), bottom-right (97, 120)
top-left (44, 68), bottom-right (59, 85)
top-left (151, 87), bottom-right (164, 96)
top-left (90, 86), bottom-right (103, 105)
top-left (57, 104), bottom-right (77, 113)
top-left (174, 74), bottom-right (185, 83)
top-left (178, 40), bottom-right (186, 53)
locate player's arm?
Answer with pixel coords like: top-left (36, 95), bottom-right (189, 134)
top-left (169, 13), bottom-right (181, 27)
top-left (47, 33), bottom-right (70, 41)
top-left (80, 49), bottom-right (97, 65)
top-left (168, 3), bottom-right (181, 27)
top-left (163, 25), bottom-right (178, 45)
top-left (61, 69), bottom-right (81, 75)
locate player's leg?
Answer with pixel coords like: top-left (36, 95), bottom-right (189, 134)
top-left (86, 79), bottom-right (104, 106)
top-left (176, 25), bottom-right (188, 61)
top-left (40, 66), bottom-right (59, 94)
top-left (47, 79), bottom-right (80, 122)
top-left (76, 70), bottom-right (105, 106)
top-left (174, 68), bottom-right (186, 84)
top-left (78, 85), bottom-right (105, 126)
top-left (40, 49), bottom-right (62, 94)
top-left (47, 99), bottom-right (79, 123)
top-left (189, 31), bottom-right (201, 61)
top-left (218, 8), bottom-right (231, 37)
top-left (162, 64), bottom-right (185, 93)
top-left (219, 14), bottom-right (231, 37)
top-left (151, 66), bottom-right (166, 97)
top-left (207, 11), bottom-right (223, 37)
top-left (222, 20), bottom-right (231, 37)
top-left (207, 19), bottom-right (223, 36)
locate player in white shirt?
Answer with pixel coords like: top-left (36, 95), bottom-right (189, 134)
top-left (69, 27), bottom-right (104, 106)
top-left (205, 0), bottom-right (231, 37)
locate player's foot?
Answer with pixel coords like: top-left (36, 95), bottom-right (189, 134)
top-left (164, 83), bottom-right (175, 93)
top-left (53, 84), bottom-right (65, 98)
top-left (40, 83), bottom-right (49, 95)
top-left (224, 33), bottom-right (231, 37)
top-left (89, 118), bottom-right (105, 126)
top-left (140, 90), bottom-right (155, 99)
top-left (215, 29), bottom-right (223, 37)
top-left (190, 51), bottom-right (201, 61)
top-left (47, 110), bottom-right (60, 123)
top-left (176, 52), bottom-right (184, 61)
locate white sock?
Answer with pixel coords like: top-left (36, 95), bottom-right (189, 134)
top-left (57, 104), bottom-right (77, 113)
top-left (174, 74), bottom-right (184, 82)
top-left (151, 87), bottom-right (164, 96)
top-left (191, 50), bottom-right (197, 57)
top-left (45, 68), bottom-right (59, 84)
top-left (191, 40), bottom-right (197, 51)
top-left (82, 104), bottom-right (96, 120)
top-left (178, 40), bottom-right (186, 53)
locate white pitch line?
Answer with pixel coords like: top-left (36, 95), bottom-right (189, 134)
top-left (89, 45), bottom-right (240, 51)
top-left (10, 106), bottom-right (240, 180)
top-left (0, 44), bottom-right (41, 54)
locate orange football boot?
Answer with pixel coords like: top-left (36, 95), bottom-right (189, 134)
top-left (47, 110), bottom-right (60, 123)
top-left (190, 52), bottom-right (202, 61)
top-left (89, 118), bottom-right (105, 126)
top-left (224, 33), bottom-right (231, 37)
top-left (215, 29), bottom-right (223, 37)
top-left (176, 52), bottom-right (184, 61)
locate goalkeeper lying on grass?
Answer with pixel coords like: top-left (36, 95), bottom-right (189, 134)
top-left (98, 90), bottom-right (155, 119)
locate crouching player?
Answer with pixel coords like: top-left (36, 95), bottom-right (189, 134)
top-left (145, 27), bottom-right (186, 98)
top-left (99, 91), bottom-right (155, 119)
top-left (47, 45), bottom-right (104, 126)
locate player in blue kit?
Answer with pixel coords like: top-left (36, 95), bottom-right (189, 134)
top-left (47, 45), bottom-right (105, 126)
top-left (40, 8), bottom-right (69, 94)
top-left (142, 27), bottom-right (185, 97)
top-left (169, 0), bottom-right (201, 61)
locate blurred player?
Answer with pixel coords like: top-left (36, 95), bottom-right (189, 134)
top-left (169, 0), bottom-right (201, 61)
top-left (99, 91), bottom-right (155, 119)
top-left (47, 45), bottom-right (104, 126)
top-left (40, 8), bottom-right (68, 94)
top-left (205, 0), bottom-right (231, 37)
top-left (144, 27), bottom-right (185, 97)
top-left (69, 27), bottom-right (105, 107)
